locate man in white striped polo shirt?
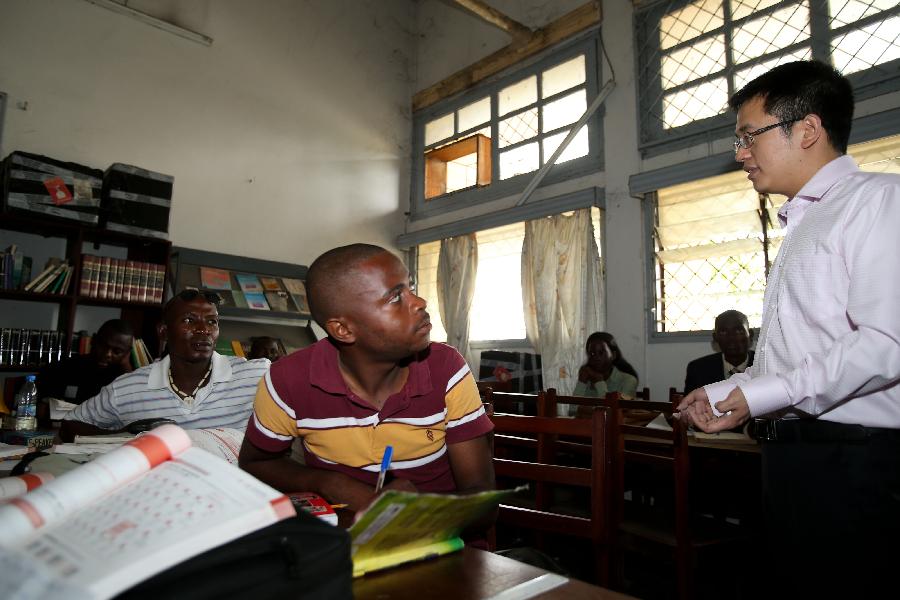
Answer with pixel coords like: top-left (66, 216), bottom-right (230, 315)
top-left (60, 289), bottom-right (270, 441)
top-left (238, 244), bottom-right (495, 517)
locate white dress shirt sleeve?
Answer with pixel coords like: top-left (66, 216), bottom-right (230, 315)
top-left (743, 179), bottom-right (900, 417)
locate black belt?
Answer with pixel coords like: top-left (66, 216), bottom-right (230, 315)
top-left (752, 418), bottom-right (900, 443)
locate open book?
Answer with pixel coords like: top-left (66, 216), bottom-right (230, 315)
top-left (0, 424), bottom-right (295, 600)
top-left (349, 486), bottom-right (522, 577)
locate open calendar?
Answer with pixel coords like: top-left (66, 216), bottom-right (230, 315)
top-left (0, 425), bottom-right (295, 600)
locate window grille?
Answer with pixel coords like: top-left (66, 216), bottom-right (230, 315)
top-left (634, 0), bottom-right (900, 154)
top-left (651, 133), bottom-right (900, 333)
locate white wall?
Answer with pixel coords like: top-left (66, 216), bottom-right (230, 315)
top-left (0, 0), bottom-right (415, 266)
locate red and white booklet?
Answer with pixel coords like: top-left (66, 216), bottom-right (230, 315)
top-left (288, 491), bottom-right (338, 526)
top-left (0, 424), bottom-right (295, 600)
top-left (0, 472), bottom-right (54, 500)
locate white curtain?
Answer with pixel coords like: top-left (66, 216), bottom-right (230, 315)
top-left (437, 234), bottom-right (478, 369)
top-left (521, 208), bottom-right (604, 400)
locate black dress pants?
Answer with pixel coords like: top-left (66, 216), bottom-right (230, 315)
top-left (760, 424), bottom-right (900, 599)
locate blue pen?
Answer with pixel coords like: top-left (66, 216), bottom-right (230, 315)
top-left (374, 445), bottom-right (393, 493)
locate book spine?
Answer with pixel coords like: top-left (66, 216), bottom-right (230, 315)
top-left (108, 259), bottom-right (120, 300)
top-left (154, 263), bottom-right (165, 304)
top-left (114, 258), bottom-right (126, 300)
top-left (97, 256), bottom-right (111, 299)
top-left (89, 256), bottom-right (101, 298)
top-left (123, 260), bottom-right (135, 302)
top-left (139, 262), bottom-right (151, 303)
top-left (79, 255), bottom-right (94, 297)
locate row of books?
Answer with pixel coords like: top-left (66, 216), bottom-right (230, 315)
top-left (0, 328), bottom-right (68, 367)
top-left (130, 338), bottom-right (153, 368)
top-left (0, 328), bottom-right (154, 370)
top-left (0, 245), bottom-right (32, 290)
top-left (199, 267), bottom-right (309, 314)
top-left (23, 258), bottom-right (74, 295)
top-left (80, 255), bottom-right (165, 304)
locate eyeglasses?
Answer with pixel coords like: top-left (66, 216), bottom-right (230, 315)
top-left (733, 118), bottom-right (801, 153)
top-left (166, 288), bottom-right (222, 308)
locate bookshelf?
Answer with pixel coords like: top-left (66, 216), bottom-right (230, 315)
top-left (0, 211), bottom-right (170, 372)
top-left (169, 247), bottom-right (317, 354)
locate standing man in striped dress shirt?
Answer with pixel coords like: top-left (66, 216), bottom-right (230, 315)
top-left (60, 289), bottom-right (270, 441)
top-left (239, 244), bottom-right (494, 516)
top-left (676, 60), bottom-right (900, 598)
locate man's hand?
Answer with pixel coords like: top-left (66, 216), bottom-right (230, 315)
top-left (676, 386), bottom-right (751, 433)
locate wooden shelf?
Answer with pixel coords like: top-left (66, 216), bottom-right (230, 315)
top-left (0, 290), bottom-right (75, 304)
top-left (1, 209), bottom-right (172, 357)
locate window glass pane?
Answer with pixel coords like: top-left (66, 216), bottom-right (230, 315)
top-left (850, 134), bottom-right (900, 175)
top-left (542, 127), bottom-right (590, 164)
top-left (499, 76), bottom-right (537, 116)
top-left (661, 35), bottom-right (726, 90)
top-left (457, 96), bottom-right (490, 133)
top-left (499, 143), bottom-right (540, 180)
top-left (732, 1), bottom-right (810, 66)
top-left (416, 241), bottom-right (448, 343)
top-left (660, 0), bottom-right (723, 51)
top-left (734, 48), bottom-right (811, 91)
top-left (732, 0), bottom-right (780, 21)
top-left (445, 152), bottom-right (479, 194)
top-left (499, 108), bottom-right (538, 148)
top-left (542, 55), bottom-right (586, 98)
top-left (830, 15), bottom-right (900, 75)
top-left (470, 222), bottom-right (526, 341)
top-left (542, 89), bottom-right (586, 132)
top-left (654, 168), bottom-right (775, 332)
top-left (425, 113), bottom-right (454, 147)
top-left (662, 78), bottom-right (728, 128)
top-left (829, 0), bottom-right (897, 26)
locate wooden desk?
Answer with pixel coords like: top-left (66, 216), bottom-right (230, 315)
top-left (353, 547), bottom-right (635, 600)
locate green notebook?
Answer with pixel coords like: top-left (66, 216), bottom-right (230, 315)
top-left (348, 486), bottom-right (523, 577)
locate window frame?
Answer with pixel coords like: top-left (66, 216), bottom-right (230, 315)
top-left (409, 32), bottom-right (605, 221)
top-left (638, 106), bottom-right (900, 343)
top-left (408, 188), bottom-right (606, 348)
top-left (634, 0), bottom-right (900, 157)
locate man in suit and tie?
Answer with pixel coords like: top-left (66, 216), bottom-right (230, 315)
top-left (683, 310), bottom-right (753, 394)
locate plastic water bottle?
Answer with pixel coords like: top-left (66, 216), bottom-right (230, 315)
top-left (14, 375), bottom-right (38, 431)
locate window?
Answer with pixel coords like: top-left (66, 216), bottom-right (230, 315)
top-left (411, 35), bottom-right (603, 219)
top-left (416, 209), bottom-right (603, 343)
top-left (650, 133), bottom-right (900, 334)
top-left (634, 0), bottom-right (900, 153)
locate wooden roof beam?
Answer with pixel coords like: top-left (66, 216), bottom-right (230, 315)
top-left (449, 0), bottom-right (532, 40)
top-left (413, 1), bottom-right (602, 112)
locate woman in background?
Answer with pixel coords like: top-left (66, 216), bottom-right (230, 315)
top-left (573, 331), bottom-right (639, 399)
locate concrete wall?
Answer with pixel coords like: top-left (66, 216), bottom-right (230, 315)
top-left (0, 0), bottom-right (415, 265)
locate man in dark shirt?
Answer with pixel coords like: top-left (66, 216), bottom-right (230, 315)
top-left (683, 310), bottom-right (754, 394)
top-left (37, 319), bottom-right (134, 405)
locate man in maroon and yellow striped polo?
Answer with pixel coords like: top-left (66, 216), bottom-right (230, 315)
top-left (238, 244), bottom-right (494, 515)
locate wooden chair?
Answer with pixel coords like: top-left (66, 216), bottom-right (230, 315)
top-left (489, 408), bottom-right (611, 586)
top-left (548, 390), bottom-right (750, 600)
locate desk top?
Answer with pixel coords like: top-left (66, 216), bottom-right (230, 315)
top-left (352, 547), bottom-right (634, 600)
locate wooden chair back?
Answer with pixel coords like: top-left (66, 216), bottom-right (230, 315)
top-left (489, 408), bottom-right (611, 585)
top-left (606, 393), bottom-right (692, 599)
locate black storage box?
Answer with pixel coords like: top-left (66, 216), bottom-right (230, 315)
top-left (478, 350), bottom-right (543, 393)
top-left (1, 151), bottom-right (103, 225)
top-left (102, 163), bottom-right (173, 239)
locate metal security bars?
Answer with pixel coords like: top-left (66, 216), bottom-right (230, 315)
top-left (650, 134), bottom-right (900, 334)
top-left (634, 0), bottom-right (900, 156)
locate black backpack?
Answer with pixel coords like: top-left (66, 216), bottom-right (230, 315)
top-left (117, 511), bottom-right (352, 600)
